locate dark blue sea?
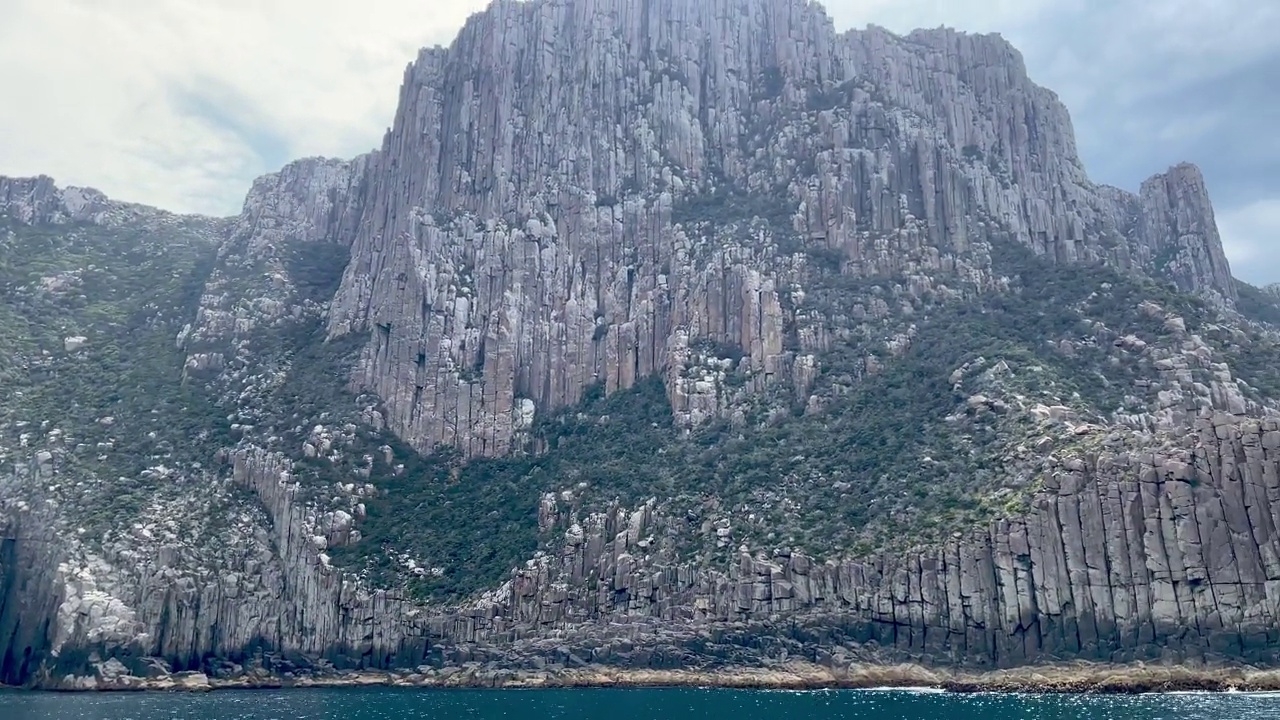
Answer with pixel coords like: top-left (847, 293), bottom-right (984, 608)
top-left (2, 686), bottom-right (1279, 719)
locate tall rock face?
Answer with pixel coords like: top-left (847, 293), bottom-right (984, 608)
top-left (0, 176), bottom-right (66, 223)
top-left (13, 409), bottom-right (1280, 679)
top-left (326, 0), bottom-right (1237, 459)
top-left (4, 0), bottom-right (1279, 691)
top-left (1136, 163), bottom-right (1235, 297)
top-left (418, 414), bottom-right (1280, 668)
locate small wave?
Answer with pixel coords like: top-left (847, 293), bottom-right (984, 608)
top-left (1152, 690), bottom-right (1280, 697)
top-left (859, 686), bottom-right (946, 694)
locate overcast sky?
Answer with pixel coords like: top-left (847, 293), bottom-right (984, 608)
top-left (1, 0), bottom-right (1276, 285)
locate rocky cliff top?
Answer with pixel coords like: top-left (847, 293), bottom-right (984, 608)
top-left (0, 175), bottom-right (187, 227)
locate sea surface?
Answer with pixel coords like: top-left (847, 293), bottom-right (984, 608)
top-left (2, 687), bottom-right (1280, 719)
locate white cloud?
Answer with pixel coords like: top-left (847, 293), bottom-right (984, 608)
top-left (0, 0), bottom-right (489, 215)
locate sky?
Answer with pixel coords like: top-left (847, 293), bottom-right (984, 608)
top-left (0, 0), bottom-right (1276, 285)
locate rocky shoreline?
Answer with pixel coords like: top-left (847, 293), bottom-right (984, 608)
top-left (25, 662), bottom-right (1280, 695)
top-left (5, 0), bottom-right (1280, 701)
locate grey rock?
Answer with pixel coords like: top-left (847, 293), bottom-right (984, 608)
top-left (0, 0), bottom-right (1274, 689)
top-left (8, 416), bottom-right (1280, 679)
top-left (324, 0), bottom-right (1238, 459)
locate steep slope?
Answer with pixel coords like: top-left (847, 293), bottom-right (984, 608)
top-left (0, 177), bottom-right (230, 684)
top-left (3, 0), bottom-right (1280, 691)
top-left (327, 0), bottom-right (1237, 458)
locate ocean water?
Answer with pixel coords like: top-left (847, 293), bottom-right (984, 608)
top-left (2, 687), bottom-right (1278, 720)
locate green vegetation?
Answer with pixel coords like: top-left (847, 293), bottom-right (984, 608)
top-left (326, 376), bottom-right (680, 603)
top-left (330, 232), bottom-right (1280, 603)
top-left (961, 144), bottom-right (985, 162)
top-left (805, 79), bottom-right (860, 113)
top-left (1235, 281), bottom-right (1280, 327)
top-left (670, 188), bottom-right (793, 237)
top-left (328, 288), bottom-right (1041, 602)
top-left (987, 241), bottom-right (1188, 410)
top-left (281, 240), bottom-right (351, 304)
top-left (0, 218), bottom-right (226, 532)
top-left (5, 201), bottom-right (1276, 613)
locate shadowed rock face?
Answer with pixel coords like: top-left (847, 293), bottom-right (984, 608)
top-left (1, 0), bottom-right (1277, 690)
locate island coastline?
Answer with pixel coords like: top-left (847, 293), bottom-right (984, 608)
top-left (18, 662), bottom-right (1280, 695)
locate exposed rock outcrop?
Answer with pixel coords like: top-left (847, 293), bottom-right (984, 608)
top-left (7, 412), bottom-right (1280, 683)
top-left (1128, 163), bottom-right (1234, 299)
top-left (2, 0), bottom-right (1275, 691)
top-left (325, 0), bottom-right (1238, 459)
top-left (0, 174), bottom-right (182, 227)
top-left (179, 155), bottom-right (371, 388)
